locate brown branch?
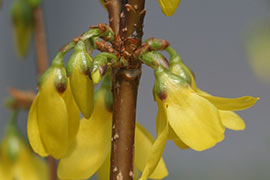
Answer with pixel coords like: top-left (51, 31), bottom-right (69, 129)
top-left (7, 88), bottom-right (35, 110)
top-left (105, 0), bottom-right (122, 34)
top-left (33, 7), bottom-right (48, 77)
top-left (110, 0), bottom-right (146, 180)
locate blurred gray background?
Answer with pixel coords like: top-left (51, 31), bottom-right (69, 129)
top-left (1, 0), bottom-right (270, 179)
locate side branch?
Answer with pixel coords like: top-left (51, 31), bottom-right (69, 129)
top-left (33, 7), bottom-right (48, 77)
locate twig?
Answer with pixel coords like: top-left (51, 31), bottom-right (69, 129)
top-left (7, 88), bottom-right (35, 110)
top-left (33, 7), bottom-right (49, 77)
top-left (109, 0), bottom-right (146, 180)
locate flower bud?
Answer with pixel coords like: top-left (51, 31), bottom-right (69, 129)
top-left (11, 0), bottom-right (33, 57)
top-left (39, 54), bottom-right (67, 94)
top-left (140, 51), bottom-right (169, 69)
top-left (67, 40), bottom-right (94, 118)
top-left (27, 0), bottom-right (42, 8)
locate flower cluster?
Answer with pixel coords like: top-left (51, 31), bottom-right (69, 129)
top-left (26, 24), bottom-right (258, 179)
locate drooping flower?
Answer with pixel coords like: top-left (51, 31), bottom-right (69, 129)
top-left (0, 112), bottom-right (48, 180)
top-left (157, 0), bottom-right (181, 16)
top-left (166, 46), bottom-right (259, 133)
top-left (27, 54), bottom-right (80, 159)
top-left (57, 76), bottom-right (168, 180)
top-left (139, 47), bottom-right (259, 179)
top-left (67, 40), bottom-right (94, 118)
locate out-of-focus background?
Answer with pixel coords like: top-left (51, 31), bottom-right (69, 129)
top-left (0, 0), bottom-right (270, 179)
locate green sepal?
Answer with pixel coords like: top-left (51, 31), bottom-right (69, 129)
top-left (27, 0), bottom-right (42, 8)
top-left (91, 52), bottom-right (117, 84)
top-left (154, 66), bottom-right (187, 101)
top-left (67, 41), bottom-right (92, 76)
top-left (11, 0), bottom-right (33, 25)
top-left (166, 47), bottom-right (192, 85)
top-left (140, 51), bottom-right (169, 69)
top-left (38, 67), bottom-right (53, 88)
top-left (145, 38), bottom-right (169, 51)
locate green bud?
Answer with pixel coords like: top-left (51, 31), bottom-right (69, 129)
top-left (27, 0), bottom-right (42, 8)
top-left (140, 51), bottom-right (169, 69)
top-left (68, 41), bottom-right (94, 118)
top-left (90, 52), bottom-right (116, 84)
top-left (11, 0), bottom-right (33, 25)
top-left (11, 0), bottom-right (33, 57)
top-left (67, 41), bottom-right (92, 76)
top-left (146, 38), bottom-right (170, 51)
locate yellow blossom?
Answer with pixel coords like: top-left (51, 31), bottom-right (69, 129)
top-left (57, 82), bottom-right (168, 180)
top-left (158, 0), bottom-right (181, 16)
top-left (0, 116), bottom-right (48, 180)
top-left (140, 47), bottom-right (258, 179)
top-left (27, 62), bottom-right (80, 159)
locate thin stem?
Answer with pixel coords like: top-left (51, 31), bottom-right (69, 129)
top-left (48, 156), bottom-right (57, 180)
top-left (33, 6), bottom-right (57, 180)
top-left (33, 7), bottom-right (49, 77)
top-left (109, 0), bottom-right (146, 180)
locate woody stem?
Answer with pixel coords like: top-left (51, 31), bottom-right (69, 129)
top-left (108, 0), bottom-right (146, 180)
top-left (33, 6), bottom-right (57, 180)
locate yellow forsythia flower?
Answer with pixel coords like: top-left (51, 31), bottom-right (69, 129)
top-left (27, 63), bottom-right (80, 159)
top-left (57, 85), bottom-right (168, 180)
top-left (158, 0), bottom-right (181, 16)
top-left (0, 119), bottom-right (48, 180)
top-left (67, 40), bottom-right (94, 118)
top-left (167, 47), bottom-right (259, 147)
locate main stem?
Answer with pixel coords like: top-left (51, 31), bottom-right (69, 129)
top-left (108, 0), bottom-right (146, 180)
top-left (33, 7), bottom-right (57, 180)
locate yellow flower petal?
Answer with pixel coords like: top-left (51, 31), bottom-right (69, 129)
top-left (14, 143), bottom-right (48, 180)
top-left (57, 90), bottom-right (112, 180)
top-left (37, 71), bottom-right (69, 159)
top-left (27, 93), bottom-right (48, 157)
top-left (219, 110), bottom-right (246, 130)
top-left (197, 89), bottom-right (259, 111)
top-left (135, 123), bottom-right (168, 180)
top-left (139, 121), bottom-right (169, 180)
top-left (158, 0), bottom-right (181, 16)
top-left (97, 155), bottom-right (110, 180)
top-left (164, 87), bottom-right (225, 151)
top-left (156, 103), bottom-right (189, 149)
top-left (62, 80), bottom-right (80, 143)
top-left (70, 61), bottom-right (94, 118)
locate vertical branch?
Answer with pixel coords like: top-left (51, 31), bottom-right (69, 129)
top-left (33, 7), bottom-right (48, 77)
top-left (109, 0), bottom-right (146, 180)
top-left (104, 0), bottom-right (121, 34)
top-left (33, 6), bottom-right (57, 180)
